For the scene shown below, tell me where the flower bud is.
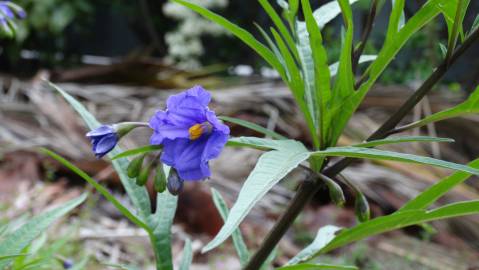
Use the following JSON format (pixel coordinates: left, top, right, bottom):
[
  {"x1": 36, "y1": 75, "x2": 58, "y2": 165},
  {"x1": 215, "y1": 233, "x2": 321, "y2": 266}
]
[
  {"x1": 354, "y1": 191, "x2": 370, "y2": 222},
  {"x1": 136, "y1": 162, "x2": 151, "y2": 186},
  {"x1": 167, "y1": 169, "x2": 184, "y2": 196},
  {"x1": 127, "y1": 155, "x2": 145, "y2": 178},
  {"x1": 154, "y1": 165, "x2": 167, "y2": 193},
  {"x1": 86, "y1": 122, "x2": 148, "y2": 158},
  {"x1": 320, "y1": 174, "x2": 345, "y2": 207}
]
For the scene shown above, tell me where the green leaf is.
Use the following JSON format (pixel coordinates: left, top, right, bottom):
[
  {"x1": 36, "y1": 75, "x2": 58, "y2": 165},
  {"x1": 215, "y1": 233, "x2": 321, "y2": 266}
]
[
  {"x1": 328, "y1": 0, "x2": 355, "y2": 146},
  {"x1": 400, "y1": 158, "x2": 479, "y2": 211},
  {"x1": 439, "y1": 0, "x2": 470, "y2": 46},
  {"x1": 385, "y1": 0, "x2": 405, "y2": 46},
  {"x1": 203, "y1": 140, "x2": 310, "y2": 252},
  {"x1": 0, "y1": 254, "x2": 28, "y2": 262},
  {"x1": 312, "y1": 146, "x2": 479, "y2": 176},
  {"x1": 227, "y1": 137, "x2": 299, "y2": 151},
  {"x1": 397, "y1": 85, "x2": 479, "y2": 131},
  {"x1": 219, "y1": 116, "x2": 287, "y2": 140},
  {"x1": 319, "y1": 200, "x2": 479, "y2": 255},
  {"x1": 171, "y1": 0, "x2": 285, "y2": 80},
  {"x1": 468, "y1": 14, "x2": 479, "y2": 36},
  {"x1": 277, "y1": 263, "x2": 358, "y2": 270},
  {"x1": 445, "y1": 0, "x2": 470, "y2": 56},
  {"x1": 330, "y1": 0, "x2": 448, "y2": 148},
  {"x1": 68, "y1": 256, "x2": 90, "y2": 270},
  {"x1": 179, "y1": 238, "x2": 193, "y2": 270},
  {"x1": 255, "y1": 23, "x2": 287, "y2": 70},
  {"x1": 149, "y1": 186, "x2": 178, "y2": 270},
  {"x1": 301, "y1": 0, "x2": 332, "y2": 147},
  {"x1": 112, "y1": 145, "x2": 162, "y2": 160},
  {"x1": 48, "y1": 81, "x2": 152, "y2": 221},
  {"x1": 211, "y1": 188, "x2": 250, "y2": 266},
  {"x1": 0, "y1": 194, "x2": 86, "y2": 269},
  {"x1": 258, "y1": 0, "x2": 299, "y2": 60},
  {"x1": 103, "y1": 263, "x2": 140, "y2": 270},
  {"x1": 287, "y1": 225, "x2": 342, "y2": 265},
  {"x1": 40, "y1": 148, "x2": 149, "y2": 230},
  {"x1": 296, "y1": 0, "x2": 360, "y2": 31},
  {"x1": 352, "y1": 136, "x2": 454, "y2": 148}
]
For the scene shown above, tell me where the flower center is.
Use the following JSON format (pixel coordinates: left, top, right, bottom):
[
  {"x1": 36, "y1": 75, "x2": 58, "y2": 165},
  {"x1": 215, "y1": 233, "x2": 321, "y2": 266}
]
[{"x1": 188, "y1": 122, "x2": 212, "y2": 140}]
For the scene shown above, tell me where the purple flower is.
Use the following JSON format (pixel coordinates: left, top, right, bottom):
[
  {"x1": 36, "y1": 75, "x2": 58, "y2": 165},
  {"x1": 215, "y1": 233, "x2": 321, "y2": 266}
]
[
  {"x1": 0, "y1": 1, "x2": 25, "y2": 25},
  {"x1": 149, "y1": 86, "x2": 230, "y2": 181},
  {"x1": 86, "y1": 125, "x2": 119, "y2": 158}
]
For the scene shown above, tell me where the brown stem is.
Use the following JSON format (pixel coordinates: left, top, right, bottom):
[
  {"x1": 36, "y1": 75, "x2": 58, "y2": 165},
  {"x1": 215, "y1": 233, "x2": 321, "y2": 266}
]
[{"x1": 352, "y1": 0, "x2": 378, "y2": 74}]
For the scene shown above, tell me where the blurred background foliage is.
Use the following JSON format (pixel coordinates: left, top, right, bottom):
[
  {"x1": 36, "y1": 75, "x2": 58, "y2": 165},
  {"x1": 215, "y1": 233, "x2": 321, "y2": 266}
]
[{"x1": 0, "y1": 0, "x2": 478, "y2": 86}]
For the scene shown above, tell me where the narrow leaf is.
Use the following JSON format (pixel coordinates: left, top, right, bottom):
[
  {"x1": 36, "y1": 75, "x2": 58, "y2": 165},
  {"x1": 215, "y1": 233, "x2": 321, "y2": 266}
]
[
  {"x1": 112, "y1": 145, "x2": 162, "y2": 160},
  {"x1": 219, "y1": 116, "x2": 287, "y2": 140},
  {"x1": 397, "y1": 85, "x2": 479, "y2": 131},
  {"x1": 319, "y1": 201, "x2": 479, "y2": 255},
  {"x1": 171, "y1": 0, "x2": 285, "y2": 79},
  {"x1": 40, "y1": 148, "x2": 149, "y2": 230},
  {"x1": 179, "y1": 238, "x2": 193, "y2": 270},
  {"x1": 312, "y1": 146, "x2": 479, "y2": 176},
  {"x1": 278, "y1": 263, "x2": 358, "y2": 270},
  {"x1": 0, "y1": 194, "x2": 86, "y2": 269},
  {"x1": 400, "y1": 158, "x2": 479, "y2": 211},
  {"x1": 203, "y1": 141, "x2": 310, "y2": 252},
  {"x1": 352, "y1": 136, "x2": 454, "y2": 148},
  {"x1": 287, "y1": 225, "x2": 342, "y2": 265},
  {"x1": 211, "y1": 188, "x2": 250, "y2": 266}
]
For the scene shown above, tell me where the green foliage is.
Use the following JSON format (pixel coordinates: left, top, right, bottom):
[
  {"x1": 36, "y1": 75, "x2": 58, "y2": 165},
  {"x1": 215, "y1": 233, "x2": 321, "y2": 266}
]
[
  {"x1": 179, "y1": 239, "x2": 193, "y2": 270},
  {"x1": 287, "y1": 225, "x2": 342, "y2": 265},
  {"x1": 203, "y1": 140, "x2": 310, "y2": 252},
  {"x1": 397, "y1": 85, "x2": 479, "y2": 131},
  {"x1": 0, "y1": 194, "x2": 86, "y2": 269},
  {"x1": 211, "y1": 188, "x2": 250, "y2": 266},
  {"x1": 312, "y1": 146, "x2": 479, "y2": 175},
  {"x1": 352, "y1": 136, "x2": 454, "y2": 148},
  {"x1": 112, "y1": 145, "x2": 163, "y2": 160},
  {"x1": 277, "y1": 263, "x2": 358, "y2": 270},
  {"x1": 219, "y1": 116, "x2": 287, "y2": 140}
]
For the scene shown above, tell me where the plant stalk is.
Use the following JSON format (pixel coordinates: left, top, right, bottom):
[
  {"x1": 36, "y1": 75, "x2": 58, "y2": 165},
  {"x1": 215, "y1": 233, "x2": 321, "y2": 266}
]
[
  {"x1": 243, "y1": 27, "x2": 479, "y2": 270},
  {"x1": 352, "y1": 0, "x2": 378, "y2": 74}
]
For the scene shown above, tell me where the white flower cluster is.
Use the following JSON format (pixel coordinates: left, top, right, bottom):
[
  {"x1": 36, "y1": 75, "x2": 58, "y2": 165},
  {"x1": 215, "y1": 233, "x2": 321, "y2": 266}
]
[{"x1": 163, "y1": 0, "x2": 229, "y2": 69}]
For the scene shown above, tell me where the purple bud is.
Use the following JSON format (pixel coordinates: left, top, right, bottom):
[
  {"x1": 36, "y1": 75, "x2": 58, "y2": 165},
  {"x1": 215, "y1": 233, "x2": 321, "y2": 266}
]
[
  {"x1": 167, "y1": 169, "x2": 184, "y2": 195},
  {"x1": 86, "y1": 125, "x2": 119, "y2": 158}
]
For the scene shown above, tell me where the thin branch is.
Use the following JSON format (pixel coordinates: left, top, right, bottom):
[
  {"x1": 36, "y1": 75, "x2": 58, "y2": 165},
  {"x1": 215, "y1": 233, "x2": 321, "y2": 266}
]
[
  {"x1": 243, "y1": 26, "x2": 479, "y2": 270},
  {"x1": 352, "y1": 0, "x2": 379, "y2": 74}
]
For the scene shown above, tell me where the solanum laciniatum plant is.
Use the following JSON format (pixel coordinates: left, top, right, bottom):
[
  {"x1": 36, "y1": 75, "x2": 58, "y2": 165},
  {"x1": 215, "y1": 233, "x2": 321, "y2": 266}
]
[{"x1": 40, "y1": 0, "x2": 479, "y2": 269}]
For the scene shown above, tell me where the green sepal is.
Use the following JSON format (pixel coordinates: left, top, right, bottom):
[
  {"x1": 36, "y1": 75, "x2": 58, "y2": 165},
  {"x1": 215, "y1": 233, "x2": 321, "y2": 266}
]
[
  {"x1": 154, "y1": 165, "x2": 167, "y2": 193},
  {"x1": 127, "y1": 155, "x2": 145, "y2": 179}
]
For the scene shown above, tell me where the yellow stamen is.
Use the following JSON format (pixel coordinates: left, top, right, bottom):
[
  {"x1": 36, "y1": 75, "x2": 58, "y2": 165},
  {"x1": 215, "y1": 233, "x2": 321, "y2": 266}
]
[{"x1": 189, "y1": 124, "x2": 203, "y2": 140}]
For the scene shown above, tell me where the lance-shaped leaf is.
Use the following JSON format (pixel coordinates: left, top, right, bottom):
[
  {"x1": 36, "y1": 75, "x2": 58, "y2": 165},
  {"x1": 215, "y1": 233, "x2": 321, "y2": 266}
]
[
  {"x1": 400, "y1": 158, "x2": 479, "y2": 211},
  {"x1": 112, "y1": 145, "x2": 162, "y2": 160},
  {"x1": 330, "y1": 0, "x2": 449, "y2": 146},
  {"x1": 219, "y1": 116, "x2": 287, "y2": 140},
  {"x1": 179, "y1": 238, "x2": 193, "y2": 270},
  {"x1": 171, "y1": 0, "x2": 286, "y2": 80},
  {"x1": 203, "y1": 140, "x2": 310, "y2": 252},
  {"x1": 287, "y1": 225, "x2": 342, "y2": 265},
  {"x1": 396, "y1": 85, "x2": 479, "y2": 131},
  {"x1": 278, "y1": 263, "x2": 358, "y2": 270},
  {"x1": 319, "y1": 201, "x2": 479, "y2": 255},
  {"x1": 211, "y1": 188, "x2": 250, "y2": 266},
  {"x1": 312, "y1": 146, "x2": 479, "y2": 176},
  {"x1": 0, "y1": 194, "x2": 86, "y2": 269},
  {"x1": 352, "y1": 136, "x2": 454, "y2": 148}
]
